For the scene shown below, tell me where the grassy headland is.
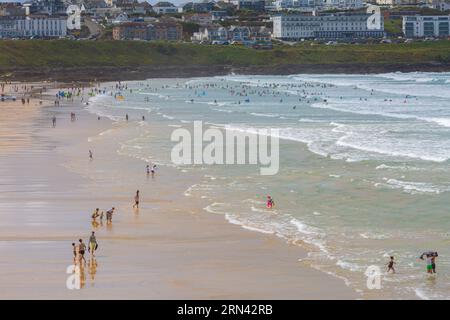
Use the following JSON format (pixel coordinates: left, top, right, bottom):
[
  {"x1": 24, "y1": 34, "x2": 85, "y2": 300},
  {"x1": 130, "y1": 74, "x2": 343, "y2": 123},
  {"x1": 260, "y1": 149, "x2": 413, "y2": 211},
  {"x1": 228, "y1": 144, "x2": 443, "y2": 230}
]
[{"x1": 1, "y1": 40, "x2": 450, "y2": 81}]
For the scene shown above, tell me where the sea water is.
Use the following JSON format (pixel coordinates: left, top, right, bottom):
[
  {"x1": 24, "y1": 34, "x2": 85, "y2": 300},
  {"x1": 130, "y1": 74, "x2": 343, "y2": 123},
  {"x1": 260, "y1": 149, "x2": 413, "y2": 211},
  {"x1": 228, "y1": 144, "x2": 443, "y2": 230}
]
[{"x1": 87, "y1": 72, "x2": 450, "y2": 299}]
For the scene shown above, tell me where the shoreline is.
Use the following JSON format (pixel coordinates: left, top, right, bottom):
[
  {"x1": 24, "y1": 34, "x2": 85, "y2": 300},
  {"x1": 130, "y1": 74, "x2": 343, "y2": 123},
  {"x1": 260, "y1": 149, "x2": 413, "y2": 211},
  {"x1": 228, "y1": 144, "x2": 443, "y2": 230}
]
[
  {"x1": 3, "y1": 62, "x2": 450, "y2": 82},
  {"x1": 0, "y1": 82, "x2": 358, "y2": 299}
]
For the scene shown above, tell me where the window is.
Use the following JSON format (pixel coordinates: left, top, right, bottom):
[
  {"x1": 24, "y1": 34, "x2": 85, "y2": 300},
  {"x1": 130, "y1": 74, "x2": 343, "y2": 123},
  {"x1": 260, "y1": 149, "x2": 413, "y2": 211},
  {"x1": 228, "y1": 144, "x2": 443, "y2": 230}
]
[
  {"x1": 405, "y1": 22, "x2": 414, "y2": 37},
  {"x1": 438, "y1": 22, "x2": 449, "y2": 37},
  {"x1": 423, "y1": 22, "x2": 435, "y2": 37}
]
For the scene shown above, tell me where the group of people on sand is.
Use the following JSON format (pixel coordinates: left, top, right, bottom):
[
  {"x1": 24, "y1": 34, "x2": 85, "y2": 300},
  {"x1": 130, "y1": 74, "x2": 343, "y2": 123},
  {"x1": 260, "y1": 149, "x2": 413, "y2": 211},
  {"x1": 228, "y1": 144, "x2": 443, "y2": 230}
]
[
  {"x1": 72, "y1": 232, "x2": 98, "y2": 264},
  {"x1": 91, "y1": 207, "x2": 116, "y2": 225}
]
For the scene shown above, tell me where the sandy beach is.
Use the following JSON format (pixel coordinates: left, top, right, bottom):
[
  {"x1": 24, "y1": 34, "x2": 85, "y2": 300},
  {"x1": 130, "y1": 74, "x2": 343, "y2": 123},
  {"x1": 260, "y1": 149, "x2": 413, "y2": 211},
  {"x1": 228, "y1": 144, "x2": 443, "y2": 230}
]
[{"x1": 0, "y1": 82, "x2": 357, "y2": 299}]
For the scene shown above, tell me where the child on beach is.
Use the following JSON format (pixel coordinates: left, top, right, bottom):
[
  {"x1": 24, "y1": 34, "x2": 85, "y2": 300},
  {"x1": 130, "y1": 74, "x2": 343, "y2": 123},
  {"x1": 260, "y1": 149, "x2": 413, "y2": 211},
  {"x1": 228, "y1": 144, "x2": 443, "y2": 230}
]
[
  {"x1": 386, "y1": 256, "x2": 396, "y2": 274},
  {"x1": 72, "y1": 243, "x2": 77, "y2": 262}
]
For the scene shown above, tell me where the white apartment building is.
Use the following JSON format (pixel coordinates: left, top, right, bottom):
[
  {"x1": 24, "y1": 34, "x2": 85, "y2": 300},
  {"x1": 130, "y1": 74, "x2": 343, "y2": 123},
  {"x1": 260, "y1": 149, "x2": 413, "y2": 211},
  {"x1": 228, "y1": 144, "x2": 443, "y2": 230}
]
[
  {"x1": 403, "y1": 15, "x2": 450, "y2": 38},
  {"x1": 324, "y1": 0, "x2": 364, "y2": 9},
  {"x1": 0, "y1": 16, "x2": 67, "y2": 38},
  {"x1": 152, "y1": 2, "x2": 178, "y2": 15},
  {"x1": 428, "y1": 0, "x2": 450, "y2": 11},
  {"x1": 274, "y1": 0, "x2": 319, "y2": 10},
  {"x1": 272, "y1": 13, "x2": 385, "y2": 40},
  {"x1": 374, "y1": 0, "x2": 420, "y2": 5}
]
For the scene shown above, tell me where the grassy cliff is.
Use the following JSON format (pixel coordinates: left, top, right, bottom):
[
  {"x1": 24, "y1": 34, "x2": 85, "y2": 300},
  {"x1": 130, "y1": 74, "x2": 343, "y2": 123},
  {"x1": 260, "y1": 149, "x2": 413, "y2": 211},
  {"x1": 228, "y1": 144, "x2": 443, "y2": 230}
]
[{"x1": 1, "y1": 40, "x2": 449, "y2": 80}]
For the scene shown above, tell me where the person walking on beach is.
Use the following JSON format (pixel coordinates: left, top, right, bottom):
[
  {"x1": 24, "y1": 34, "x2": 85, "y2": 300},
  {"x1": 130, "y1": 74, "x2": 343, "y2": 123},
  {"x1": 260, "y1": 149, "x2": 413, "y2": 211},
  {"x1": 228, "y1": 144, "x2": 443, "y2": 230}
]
[
  {"x1": 52, "y1": 116, "x2": 56, "y2": 128},
  {"x1": 386, "y1": 256, "x2": 396, "y2": 274},
  {"x1": 92, "y1": 208, "x2": 100, "y2": 220},
  {"x1": 126, "y1": 114, "x2": 129, "y2": 121},
  {"x1": 89, "y1": 150, "x2": 93, "y2": 160},
  {"x1": 146, "y1": 165, "x2": 150, "y2": 175},
  {"x1": 133, "y1": 190, "x2": 140, "y2": 209},
  {"x1": 88, "y1": 232, "x2": 98, "y2": 257},
  {"x1": 106, "y1": 207, "x2": 115, "y2": 223},
  {"x1": 72, "y1": 242, "x2": 78, "y2": 263},
  {"x1": 78, "y1": 239, "x2": 87, "y2": 263}
]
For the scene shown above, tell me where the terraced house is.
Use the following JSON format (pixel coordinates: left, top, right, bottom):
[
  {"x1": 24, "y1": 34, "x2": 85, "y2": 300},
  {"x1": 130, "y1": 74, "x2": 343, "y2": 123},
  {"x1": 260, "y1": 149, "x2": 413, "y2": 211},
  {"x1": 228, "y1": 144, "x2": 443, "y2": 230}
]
[{"x1": 112, "y1": 20, "x2": 182, "y2": 40}]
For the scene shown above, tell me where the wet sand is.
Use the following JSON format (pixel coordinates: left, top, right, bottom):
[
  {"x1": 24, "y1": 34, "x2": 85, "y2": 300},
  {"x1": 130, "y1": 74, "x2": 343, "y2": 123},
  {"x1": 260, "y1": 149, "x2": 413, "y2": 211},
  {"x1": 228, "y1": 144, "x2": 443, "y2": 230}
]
[{"x1": 0, "y1": 85, "x2": 357, "y2": 299}]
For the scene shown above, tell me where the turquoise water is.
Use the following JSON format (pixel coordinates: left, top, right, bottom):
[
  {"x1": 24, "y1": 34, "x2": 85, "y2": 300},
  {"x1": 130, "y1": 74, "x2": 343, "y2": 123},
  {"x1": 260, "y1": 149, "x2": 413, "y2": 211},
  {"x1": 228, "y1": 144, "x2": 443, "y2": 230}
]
[{"x1": 87, "y1": 73, "x2": 450, "y2": 299}]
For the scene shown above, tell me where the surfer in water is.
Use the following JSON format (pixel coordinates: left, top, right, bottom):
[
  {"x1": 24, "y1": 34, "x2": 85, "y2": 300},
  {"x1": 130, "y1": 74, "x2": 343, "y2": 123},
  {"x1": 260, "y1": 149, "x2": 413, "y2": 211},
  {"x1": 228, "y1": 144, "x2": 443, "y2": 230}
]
[{"x1": 266, "y1": 196, "x2": 274, "y2": 209}]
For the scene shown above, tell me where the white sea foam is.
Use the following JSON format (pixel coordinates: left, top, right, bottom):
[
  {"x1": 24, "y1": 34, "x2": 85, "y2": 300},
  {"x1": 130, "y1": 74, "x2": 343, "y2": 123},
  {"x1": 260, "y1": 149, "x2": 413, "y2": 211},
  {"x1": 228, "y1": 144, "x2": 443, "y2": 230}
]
[{"x1": 375, "y1": 178, "x2": 450, "y2": 194}]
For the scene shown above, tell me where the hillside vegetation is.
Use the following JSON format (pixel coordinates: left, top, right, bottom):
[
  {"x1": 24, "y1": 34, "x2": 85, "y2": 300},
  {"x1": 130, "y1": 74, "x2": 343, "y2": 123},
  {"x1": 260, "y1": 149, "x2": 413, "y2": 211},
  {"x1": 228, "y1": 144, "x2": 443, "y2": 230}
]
[{"x1": 1, "y1": 40, "x2": 450, "y2": 69}]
